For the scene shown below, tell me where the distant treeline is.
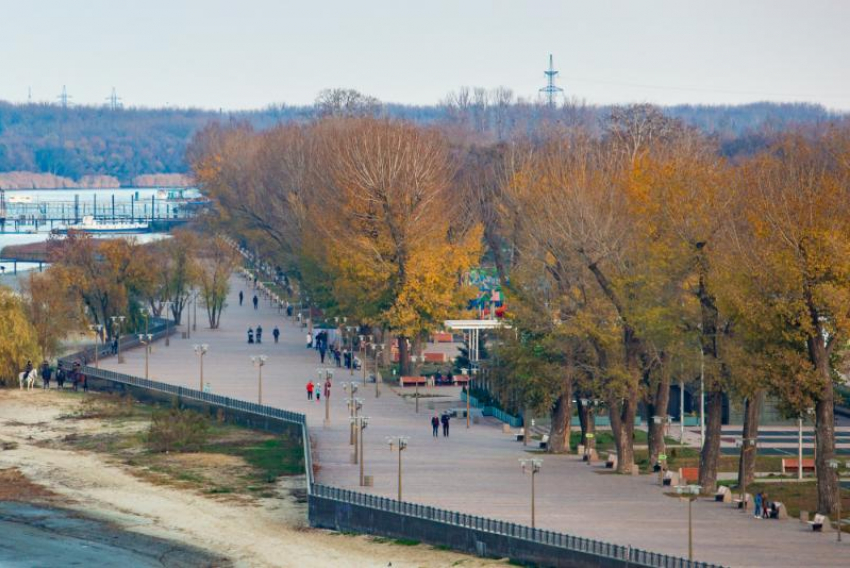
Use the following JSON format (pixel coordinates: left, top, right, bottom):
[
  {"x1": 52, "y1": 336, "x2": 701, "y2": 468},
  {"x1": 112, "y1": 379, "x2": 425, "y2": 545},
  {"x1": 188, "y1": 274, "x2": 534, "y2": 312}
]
[{"x1": 0, "y1": 92, "x2": 843, "y2": 184}]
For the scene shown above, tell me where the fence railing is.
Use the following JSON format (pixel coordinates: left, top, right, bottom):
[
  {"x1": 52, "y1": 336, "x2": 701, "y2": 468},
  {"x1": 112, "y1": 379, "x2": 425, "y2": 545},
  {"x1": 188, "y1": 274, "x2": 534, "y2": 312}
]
[{"x1": 461, "y1": 392, "x2": 523, "y2": 428}]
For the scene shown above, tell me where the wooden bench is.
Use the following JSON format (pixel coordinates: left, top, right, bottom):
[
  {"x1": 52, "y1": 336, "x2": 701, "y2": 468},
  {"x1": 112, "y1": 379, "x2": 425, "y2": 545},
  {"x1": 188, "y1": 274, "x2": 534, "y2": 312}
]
[
  {"x1": 679, "y1": 467, "x2": 699, "y2": 484},
  {"x1": 808, "y1": 513, "x2": 830, "y2": 532},
  {"x1": 781, "y1": 458, "x2": 815, "y2": 474},
  {"x1": 453, "y1": 375, "x2": 471, "y2": 385},
  {"x1": 539, "y1": 434, "x2": 549, "y2": 450},
  {"x1": 714, "y1": 485, "x2": 732, "y2": 503},
  {"x1": 422, "y1": 352, "x2": 447, "y2": 363},
  {"x1": 432, "y1": 332, "x2": 454, "y2": 343},
  {"x1": 400, "y1": 376, "x2": 427, "y2": 387}
]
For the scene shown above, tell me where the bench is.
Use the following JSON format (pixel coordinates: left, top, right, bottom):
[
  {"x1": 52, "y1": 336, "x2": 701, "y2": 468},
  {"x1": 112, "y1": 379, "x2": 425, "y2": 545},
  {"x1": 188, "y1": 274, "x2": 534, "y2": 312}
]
[
  {"x1": 400, "y1": 376, "x2": 427, "y2": 387},
  {"x1": 770, "y1": 501, "x2": 788, "y2": 520},
  {"x1": 663, "y1": 471, "x2": 680, "y2": 487},
  {"x1": 515, "y1": 428, "x2": 525, "y2": 442},
  {"x1": 606, "y1": 454, "x2": 618, "y2": 469},
  {"x1": 432, "y1": 332, "x2": 454, "y2": 343},
  {"x1": 715, "y1": 485, "x2": 732, "y2": 503},
  {"x1": 422, "y1": 352, "x2": 447, "y2": 363},
  {"x1": 539, "y1": 434, "x2": 549, "y2": 450},
  {"x1": 733, "y1": 493, "x2": 751, "y2": 509},
  {"x1": 453, "y1": 375, "x2": 471, "y2": 385},
  {"x1": 679, "y1": 467, "x2": 699, "y2": 484},
  {"x1": 808, "y1": 514, "x2": 830, "y2": 532},
  {"x1": 781, "y1": 458, "x2": 815, "y2": 474}
]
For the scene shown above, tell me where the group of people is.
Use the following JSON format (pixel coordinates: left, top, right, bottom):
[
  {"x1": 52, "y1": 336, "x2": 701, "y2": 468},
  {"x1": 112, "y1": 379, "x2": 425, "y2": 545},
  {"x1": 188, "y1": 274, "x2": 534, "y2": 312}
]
[
  {"x1": 238, "y1": 290, "x2": 260, "y2": 310},
  {"x1": 305, "y1": 378, "x2": 331, "y2": 402},
  {"x1": 753, "y1": 491, "x2": 781, "y2": 519},
  {"x1": 247, "y1": 325, "x2": 280, "y2": 344},
  {"x1": 306, "y1": 331, "x2": 360, "y2": 369},
  {"x1": 431, "y1": 413, "x2": 451, "y2": 437},
  {"x1": 22, "y1": 359, "x2": 87, "y2": 391}
]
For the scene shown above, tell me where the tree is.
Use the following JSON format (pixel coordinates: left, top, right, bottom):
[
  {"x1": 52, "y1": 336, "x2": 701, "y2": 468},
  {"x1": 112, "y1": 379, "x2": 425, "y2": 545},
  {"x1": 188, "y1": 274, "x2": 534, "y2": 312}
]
[
  {"x1": 21, "y1": 270, "x2": 82, "y2": 361},
  {"x1": 0, "y1": 287, "x2": 39, "y2": 385},
  {"x1": 148, "y1": 230, "x2": 201, "y2": 325},
  {"x1": 197, "y1": 237, "x2": 239, "y2": 329}
]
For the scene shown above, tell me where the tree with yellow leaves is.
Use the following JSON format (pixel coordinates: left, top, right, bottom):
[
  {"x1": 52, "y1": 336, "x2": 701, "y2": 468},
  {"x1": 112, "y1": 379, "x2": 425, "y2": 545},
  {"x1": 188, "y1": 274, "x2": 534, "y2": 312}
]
[{"x1": 0, "y1": 287, "x2": 39, "y2": 386}]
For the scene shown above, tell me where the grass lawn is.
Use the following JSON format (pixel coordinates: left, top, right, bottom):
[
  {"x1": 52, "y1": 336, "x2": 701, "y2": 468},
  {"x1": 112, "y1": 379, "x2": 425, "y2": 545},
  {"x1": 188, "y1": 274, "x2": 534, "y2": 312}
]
[{"x1": 57, "y1": 391, "x2": 304, "y2": 498}]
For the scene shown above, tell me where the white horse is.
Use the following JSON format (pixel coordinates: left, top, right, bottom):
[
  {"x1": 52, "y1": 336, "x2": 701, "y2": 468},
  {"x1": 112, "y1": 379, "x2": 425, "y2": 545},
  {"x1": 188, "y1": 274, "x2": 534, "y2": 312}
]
[{"x1": 18, "y1": 369, "x2": 37, "y2": 391}]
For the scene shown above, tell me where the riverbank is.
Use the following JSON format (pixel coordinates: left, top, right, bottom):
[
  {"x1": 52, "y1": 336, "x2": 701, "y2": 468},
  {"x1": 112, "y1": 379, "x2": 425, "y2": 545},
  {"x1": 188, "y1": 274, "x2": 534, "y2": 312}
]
[{"x1": 0, "y1": 389, "x2": 503, "y2": 567}]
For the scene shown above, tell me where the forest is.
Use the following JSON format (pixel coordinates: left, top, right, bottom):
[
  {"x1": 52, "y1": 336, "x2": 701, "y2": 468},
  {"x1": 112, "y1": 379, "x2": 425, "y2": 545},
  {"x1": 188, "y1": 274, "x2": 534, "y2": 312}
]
[{"x1": 0, "y1": 90, "x2": 841, "y2": 185}]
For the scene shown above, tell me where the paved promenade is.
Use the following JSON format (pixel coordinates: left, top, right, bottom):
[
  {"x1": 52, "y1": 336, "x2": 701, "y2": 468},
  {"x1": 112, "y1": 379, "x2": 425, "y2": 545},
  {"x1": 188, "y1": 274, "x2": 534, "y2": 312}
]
[{"x1": 102, "y1": 276, "x2": 849, "y2": 567}]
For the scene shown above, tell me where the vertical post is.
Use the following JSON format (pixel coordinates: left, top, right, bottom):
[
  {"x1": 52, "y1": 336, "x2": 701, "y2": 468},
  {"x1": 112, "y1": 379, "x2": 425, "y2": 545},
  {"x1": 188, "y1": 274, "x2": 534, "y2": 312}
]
[
  {"x1": 398, "y1": 443, "x2": 403, "y2": 501},
  {"x1": 797, "y1": 417, "x2": 803, "y2": 481},
  {"x1": 699, "y1": 347, "x2": 705, "y2": 449},
  {"x1": 359, "y1": 419, "x2": 365, "y2": 486},
  {"x1": 200, "y1": 354, "x2": 204, "y2": 389},
  {"x1": 258, "y1": 365, "x2": 263, "y2": 404},
  {"x1": 679, "y1": 379, "x2": 685, "y2": 444},
  {"x1": 325, "y1": 377, "x2": 330, "y2": 424},
  {"x1": 144, "y1": 341, "x2": 149, "y2": 379},
  {"x1": 531, "y1": 468, "x2": 536, "y2": 529},
  {"x1": 688, "y1": 496, "x2": 693, "y2": 561}
]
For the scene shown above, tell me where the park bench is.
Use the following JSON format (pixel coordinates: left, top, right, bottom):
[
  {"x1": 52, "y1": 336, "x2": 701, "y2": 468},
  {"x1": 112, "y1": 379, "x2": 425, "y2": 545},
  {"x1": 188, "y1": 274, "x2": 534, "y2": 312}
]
[
  {"x1": 400, "y1": 376, "x2": 427, "y2": 387},
  {"x1": 453, "y1": 375, "x2": 471, "y2": 385},
  {"x1": 808, "y1": 513, "x2": 829, "y2": 532},
  {"x1": 714, "y1": 485, "x2": 732, "y2": 503},
  {"x1": 606, "y1": 453, "x2": 617, "y2": 469},
  {"x1": 663, "y1": 470, "x2": 679, "y2": 486},
  {"x1": 432, "y1": 332, "x2": 454, "y2": 343},
  {"x1": 679, "y1": 467, "x2": 699, "y2": 484},
  {"x1": 515, "y1": 428, "x2": 525, "y2": 442},
  {"x1": 769, "y1": 501, "x2": 788, "y2": 520},
  {"x1": 539, "y1": 434, "x2": 549, "y2": 450},
  {"x1": 781, "y1": 458, "x2": 815, "y2": 474},
  {"x1": 733, "y1": 493, "x2": 751, "y2": 509},
  {"x1": 422, "y1": 352, "x2": 447, "y2": 363}
]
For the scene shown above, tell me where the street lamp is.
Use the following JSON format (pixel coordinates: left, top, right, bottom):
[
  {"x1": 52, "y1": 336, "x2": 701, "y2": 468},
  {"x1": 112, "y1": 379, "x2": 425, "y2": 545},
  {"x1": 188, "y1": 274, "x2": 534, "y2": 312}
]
[
  {"x1": 193, "y1": 344, "x2": 208, "y2": 391},
  {"x1": 676, "y1": 484, "x2": 702, "y2": 561},
  {"x1": 89, "y1": 324, "x2": 103, "y2": 369},
  {"x1": 371, "y1": 343, "x2": 384, "y2": 398},
  {"x1": 359, "y1": 334, "x2": 368, "y2": 386},
  {"x1": 342, "y1": 382, "x2": 359, "y2": 444},
  {"x1": 386, "y1": 436, "x2": 409, "y2": 501},
  {"x1": 251, "y1": 355, "x2": 267, "y2": 404},
  {"x1": 110, "y1": 315, "x2": 126, "y2": 363},
  {"x1": 520, "y1": 458, "x2": 543, "y2": 528},
  {"x1": 318, "y1": 367, "x2": 334, "y2": 424},
  {"x1": 351, "y1": 415, "x2": 369, "y2": 486},
  {"x1": 411, "y1": 355, "x2": 420, "y2": 413},
  {"x1": 828, "y1": 459, "x2": 842, "y2": 542},
  {"x1": 138, "y1": 333, "x2": 153, "y2": 378}
]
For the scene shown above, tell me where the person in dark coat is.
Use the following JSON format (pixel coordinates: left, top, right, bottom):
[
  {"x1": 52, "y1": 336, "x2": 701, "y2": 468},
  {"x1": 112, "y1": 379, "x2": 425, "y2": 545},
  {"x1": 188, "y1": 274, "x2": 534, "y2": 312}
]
[
  {"x1": 40, "y1": 361, "x2": 51, "y2": 389},
  {"x1": 239, "y1": 290, "x2": 244, "y2": 306},
  {"x1": 441, "y1": 413, "x2": 450, "y2": 437},
  {"x1": 56, "y1": 362, "x2": 66, "y2": 389},
  {"x1": 247, "y1": 327, "x2": 255, "y2": 344},
  {"x1": 431, "y1": 415, "x2": 440, "y2": 438},
  {"x1": 252, "y1": 295, "x2": 259, "y2": 310},
  {"x1": 256, "y1": 325, "x2": 263, "y2": 344},
  {"x1": 273, "y1": 326, "x2": 280, "y2": 344}
]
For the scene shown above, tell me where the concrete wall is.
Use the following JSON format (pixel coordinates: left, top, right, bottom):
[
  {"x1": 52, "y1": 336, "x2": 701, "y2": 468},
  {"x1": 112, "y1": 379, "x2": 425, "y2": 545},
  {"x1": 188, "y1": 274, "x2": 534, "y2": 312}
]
[{"x1": 309, "y1": 496, "x2": 636, "y2": 568}]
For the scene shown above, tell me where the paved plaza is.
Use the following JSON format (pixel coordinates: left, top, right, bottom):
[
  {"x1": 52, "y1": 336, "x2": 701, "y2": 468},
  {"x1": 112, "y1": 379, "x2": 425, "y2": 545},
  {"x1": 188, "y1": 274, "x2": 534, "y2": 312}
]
[{"x1": 101, "y1": 276, "x2": 850, "y2": 567}]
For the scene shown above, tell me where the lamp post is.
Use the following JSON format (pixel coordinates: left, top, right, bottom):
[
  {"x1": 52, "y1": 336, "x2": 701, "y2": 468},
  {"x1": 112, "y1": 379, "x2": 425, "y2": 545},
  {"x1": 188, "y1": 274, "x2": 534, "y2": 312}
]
[
  {"x1": 342, "y1": 382, "x2": 358, "y2": 444},
  {"x1": 828, "y1": 459, "x2": 842, "y2": 542},
  {"x1": 386, "y1": 436, "x2": 409, "y2": 501},
  {"x1": 251, "y1": 355, "x2": 267, "y2": 404},
  {"x1": 193, "y1": 344, "x2": 208, "y2": 391},
  {"x1": 676, "y1": 484, "x2": 702, "y2": 561},
  {"x1": 192, "y1": 290, "x2": 198, "y2": 332},
  {"x1": 520, "y1": 458, "x2": 543, "y2": 528},
  {"x1": 462, "y1": 368, "x2": 471, "y2": 428},
  {"x1": 351, "y1": 415, "x2": 369, "y2": 486},
  {"x1": 138, "y1": 333, "x2": 153, "y2": 378},
  {"x1": 359, "y1": 334, "x2": 368, "y2": 387},
  {"x1": 163, "y1": 300, "x2": 173, "y2": 346},
  {"x1": 89, "y1": 324, "x2": 103, "y2": 369},
  {"x1": 110, "y1": 315, "x2": 126, "y2": 363},
  {"x1": 372, "y1": 344, "x2": 384, "y2": 398}
]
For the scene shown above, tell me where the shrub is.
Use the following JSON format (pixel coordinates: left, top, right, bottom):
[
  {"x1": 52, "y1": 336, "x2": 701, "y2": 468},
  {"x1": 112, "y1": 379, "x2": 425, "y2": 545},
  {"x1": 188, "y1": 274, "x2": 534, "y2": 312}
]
[{"x1": 146, "y1": 408, "x2": 209, "y2": 453}]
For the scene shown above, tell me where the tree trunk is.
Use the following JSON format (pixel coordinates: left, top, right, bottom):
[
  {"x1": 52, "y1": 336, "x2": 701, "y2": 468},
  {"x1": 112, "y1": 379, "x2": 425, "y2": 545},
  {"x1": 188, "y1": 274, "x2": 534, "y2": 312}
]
[
  {"x1": 698, "y1": 388, "x2": 723, "y2": 493},
  {"x1": 548, "y1": 377, "x2": 573, "y2": 454},
  {"x1": 814, "y1": 383, "x2": 838, "y2": 516},
  {"x1": 737, "y1": 391, "x2": 764, "y2": 489},
  {"x1": 609, "y1": 395, "x2": 637, "y2": 474},
  {"x1": 397, "y1": 336, "x2": 409, "y2": 376},
  {"x1": 647, "y1": 362, "x2": 672, "y2": 466}
]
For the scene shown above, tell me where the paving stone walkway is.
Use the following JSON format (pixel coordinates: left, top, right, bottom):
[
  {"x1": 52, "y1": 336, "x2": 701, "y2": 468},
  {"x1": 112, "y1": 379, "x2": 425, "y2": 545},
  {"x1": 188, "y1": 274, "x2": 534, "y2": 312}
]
[{"x1": 102, "y1": 275, "x2": 849, "y2": 567}]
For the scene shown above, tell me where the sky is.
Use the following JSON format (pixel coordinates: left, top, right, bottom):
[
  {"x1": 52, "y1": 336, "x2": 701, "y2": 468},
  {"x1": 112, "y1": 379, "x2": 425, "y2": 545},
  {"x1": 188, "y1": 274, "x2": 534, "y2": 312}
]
[{"x1": 2, "y1": 0, "x2": 850, "y2": 111}]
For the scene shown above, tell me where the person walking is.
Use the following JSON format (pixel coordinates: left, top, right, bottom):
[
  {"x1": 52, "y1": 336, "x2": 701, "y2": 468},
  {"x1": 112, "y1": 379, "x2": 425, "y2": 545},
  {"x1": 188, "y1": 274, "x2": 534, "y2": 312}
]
[
  {"x1": 316, "y1": 387, "x2": 321, "y2": 402},
  {"x1": 56, "y1": 362, "x2": 66, "y2": 389},
  {"x1": 306, "y1": 332, "x2": 313, "y2": 349},
  {"x1": 253, "y1": 294, "x2": 259, "y2": 310},
  {"x1": 319, "y1": 344, "x2": 327, "y2": 364},
  {"x1": 431, "y1": 415, "x2": 440, "y2": 438},
  {"x1": 273, "y1": 326, "x2": 280, "y2": 344},
  {"x1": 239, "y1": 290, "x2": 244, "y2": 306},
  {"x1": 247, "y1": 327, "x2": 255, "y2": 344},
  {"x1": 256, "y1": 325, "x2": 263, "y2": 344},
  {"x1": 306, "y1": 380, "x2": 315, "y2": 400},
  {"x1": 754, "y1": 492, "x2": 763, "y2": 519},
  {"x1": 441, "y1": 413, "x2": 450, "y2": 437},
  {"x1": 40, "y1": 361, "x2": 51, "y2": 389}
]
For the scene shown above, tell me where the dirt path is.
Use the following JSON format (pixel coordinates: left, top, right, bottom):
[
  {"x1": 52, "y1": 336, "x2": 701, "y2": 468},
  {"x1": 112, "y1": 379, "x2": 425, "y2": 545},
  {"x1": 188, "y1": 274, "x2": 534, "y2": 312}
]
[{"x1": 0, "y1": 389, "x2": 503, "y2": 568}]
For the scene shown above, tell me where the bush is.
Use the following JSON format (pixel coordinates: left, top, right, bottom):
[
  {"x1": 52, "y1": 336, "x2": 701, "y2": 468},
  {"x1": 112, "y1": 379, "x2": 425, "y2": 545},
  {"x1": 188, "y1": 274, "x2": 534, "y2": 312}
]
[
  {"x1": 74, "y1": 393, "x2": 136, "y2": 419},
  {"x1": 146, "y1": 408, "x2": 209, "y2": 453}
]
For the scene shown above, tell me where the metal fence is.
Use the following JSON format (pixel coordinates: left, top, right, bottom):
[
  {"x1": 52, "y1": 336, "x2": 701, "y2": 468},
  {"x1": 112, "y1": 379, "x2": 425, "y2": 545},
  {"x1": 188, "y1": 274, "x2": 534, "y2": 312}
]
[
  {"x1": 462, "y1": 392, "x2": 523, "y2": 428},
  {"x1": 311, "y1": 484, "x2": 719, "y2": 568}
]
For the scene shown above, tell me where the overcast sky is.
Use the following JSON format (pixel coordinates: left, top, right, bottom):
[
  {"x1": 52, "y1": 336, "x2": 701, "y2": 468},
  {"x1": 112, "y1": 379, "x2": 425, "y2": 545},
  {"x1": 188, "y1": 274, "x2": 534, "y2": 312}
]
[{"x1": 2, "y1": 0, "x2": 849, "y2": 111}]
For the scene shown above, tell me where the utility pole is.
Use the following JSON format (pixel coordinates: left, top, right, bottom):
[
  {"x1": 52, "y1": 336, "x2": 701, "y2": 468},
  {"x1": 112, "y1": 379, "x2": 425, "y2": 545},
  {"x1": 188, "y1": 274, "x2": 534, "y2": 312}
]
[
  {"x1": 105, "y1": 87, "x2": 122, "y2": 111},
  {"x1": 57, "y1": 85, "x2": 71, "y2": 109}
]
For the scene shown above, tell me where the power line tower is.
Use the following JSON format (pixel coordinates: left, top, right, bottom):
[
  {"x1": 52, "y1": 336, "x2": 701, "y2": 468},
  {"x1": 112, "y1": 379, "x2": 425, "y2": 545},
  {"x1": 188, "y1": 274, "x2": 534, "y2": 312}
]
[
  {"x1": 57, "y1": 85, "x2": 72, "y2": 109},
  {"x1": 539, "y1": 54, "x2": 564, "y2": 107},
  {"x1": 106, "y1": 87, "x2": 123, "y2": 110}
]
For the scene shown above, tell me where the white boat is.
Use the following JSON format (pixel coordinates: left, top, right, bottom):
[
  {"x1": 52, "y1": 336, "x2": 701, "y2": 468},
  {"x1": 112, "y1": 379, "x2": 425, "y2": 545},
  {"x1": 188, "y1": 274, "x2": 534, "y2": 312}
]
[{"x1": 54, "y1": 216, "x2": 150, "y2": 234}]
